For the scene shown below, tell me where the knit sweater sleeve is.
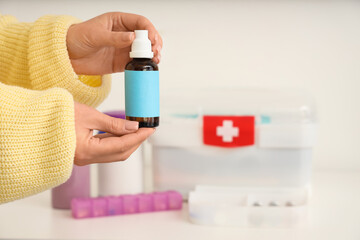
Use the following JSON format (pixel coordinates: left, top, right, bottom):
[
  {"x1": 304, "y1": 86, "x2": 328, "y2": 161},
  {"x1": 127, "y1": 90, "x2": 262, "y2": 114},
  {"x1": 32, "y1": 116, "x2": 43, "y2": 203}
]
[
  {"x1": 0, "y1": 14, "x2": 111, "y2": 107},
  {"x1": 0, "y1": 83, "x2": 75, "y2": 204},
  {"x1": 0, "y1": 14, "x2": 111, "y2": 203}
]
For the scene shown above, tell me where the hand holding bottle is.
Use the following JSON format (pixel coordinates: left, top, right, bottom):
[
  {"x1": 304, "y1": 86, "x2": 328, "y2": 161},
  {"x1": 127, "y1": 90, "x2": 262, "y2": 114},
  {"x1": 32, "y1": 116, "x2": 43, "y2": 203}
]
[
  {"x1": 74, "y1": 102, "x2": 155, "y2": 166},
  {"x1": 66, "y1": 12, "x2": 163, "y2": 75}
]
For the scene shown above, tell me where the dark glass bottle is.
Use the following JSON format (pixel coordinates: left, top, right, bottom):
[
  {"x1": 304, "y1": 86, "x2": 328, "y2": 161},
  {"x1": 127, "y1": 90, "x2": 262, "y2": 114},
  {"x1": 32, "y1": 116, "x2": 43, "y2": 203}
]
[{"x1": 125, "y1": 58, "x2": 159, "y2": 128}]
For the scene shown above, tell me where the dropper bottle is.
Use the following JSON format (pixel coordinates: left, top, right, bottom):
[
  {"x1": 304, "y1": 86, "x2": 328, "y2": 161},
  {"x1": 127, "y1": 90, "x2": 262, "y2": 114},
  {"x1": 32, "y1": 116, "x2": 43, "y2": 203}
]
[{"x1": 125, "y1": 30, "x2": 159, "y2": 128}]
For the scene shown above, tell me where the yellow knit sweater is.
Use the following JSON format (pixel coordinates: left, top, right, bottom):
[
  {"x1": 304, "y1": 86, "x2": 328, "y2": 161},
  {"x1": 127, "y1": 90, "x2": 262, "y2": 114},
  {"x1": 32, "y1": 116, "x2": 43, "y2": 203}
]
[{"x1": 0, "y1": 14, "x2": 111, "y2": 204}]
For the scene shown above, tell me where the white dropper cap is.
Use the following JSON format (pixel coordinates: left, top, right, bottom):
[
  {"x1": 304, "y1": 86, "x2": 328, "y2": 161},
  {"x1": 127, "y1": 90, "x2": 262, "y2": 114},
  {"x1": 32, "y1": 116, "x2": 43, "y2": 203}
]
[{"x1": 129, "y1": 30, "x2": 154, "y2": 59}]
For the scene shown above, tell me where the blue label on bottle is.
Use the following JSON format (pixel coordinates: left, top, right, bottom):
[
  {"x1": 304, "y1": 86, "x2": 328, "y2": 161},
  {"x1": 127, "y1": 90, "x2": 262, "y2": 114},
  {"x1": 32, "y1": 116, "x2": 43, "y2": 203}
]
[{"x1": 125, "y1": 70, "x2": 159, "y2": 117}]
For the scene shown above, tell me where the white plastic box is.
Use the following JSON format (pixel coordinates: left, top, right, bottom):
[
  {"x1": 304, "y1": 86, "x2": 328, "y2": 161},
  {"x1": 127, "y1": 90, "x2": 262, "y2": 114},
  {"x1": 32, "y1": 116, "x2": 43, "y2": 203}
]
[
  {"x1": 188, "y1": 185, "x2": 309, "y2": 227},
  {"x1": 149, "y1": 88, "x2": 316, "y2": 197}
]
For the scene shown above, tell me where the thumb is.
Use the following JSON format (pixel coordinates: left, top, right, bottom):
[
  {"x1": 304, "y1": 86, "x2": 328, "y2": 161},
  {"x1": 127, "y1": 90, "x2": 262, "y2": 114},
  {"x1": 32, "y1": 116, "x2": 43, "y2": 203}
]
[
  {"x1": 90, "y1": 110, "x2": 139, "y2": 135},
  {"x1": 100, "y1": 31, "x2": 135, "y2": 48}
]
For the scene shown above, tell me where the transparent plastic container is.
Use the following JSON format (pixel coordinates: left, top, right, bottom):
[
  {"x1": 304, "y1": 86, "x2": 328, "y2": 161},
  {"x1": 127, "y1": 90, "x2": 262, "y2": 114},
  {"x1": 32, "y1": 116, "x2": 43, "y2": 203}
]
[{"x1": 149, "y1": 88, "x2": 317, "y2": 198}]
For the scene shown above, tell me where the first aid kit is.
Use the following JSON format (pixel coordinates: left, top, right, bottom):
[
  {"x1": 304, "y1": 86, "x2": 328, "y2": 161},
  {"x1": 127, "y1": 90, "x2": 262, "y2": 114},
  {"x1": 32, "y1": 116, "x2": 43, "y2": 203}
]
[{"x1": 148, "y1": 88, "x2": 317, "y2": 227}]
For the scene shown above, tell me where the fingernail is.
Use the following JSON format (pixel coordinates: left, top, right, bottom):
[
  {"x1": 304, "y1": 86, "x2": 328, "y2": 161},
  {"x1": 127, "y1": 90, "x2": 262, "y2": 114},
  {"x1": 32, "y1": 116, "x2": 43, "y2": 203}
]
[
  {"x1": 125, "y1": 32, "x2": 135, "y2": 41},
  {"x1": 125, "y1": 121, "x2": 139, "y2": 130},
  {"x1": 153, "y1": 57, "x2": 159, "y2": 64},
  {"x1": 154, "y1": 33, "x2": 158, "y2": 42}
]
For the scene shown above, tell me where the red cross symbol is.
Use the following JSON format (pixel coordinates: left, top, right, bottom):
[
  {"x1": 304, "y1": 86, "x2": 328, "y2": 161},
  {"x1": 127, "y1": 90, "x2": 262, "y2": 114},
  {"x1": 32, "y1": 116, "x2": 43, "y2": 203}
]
[{"x1": 203, "y1": 116, "x2": 255, "y2": 147}]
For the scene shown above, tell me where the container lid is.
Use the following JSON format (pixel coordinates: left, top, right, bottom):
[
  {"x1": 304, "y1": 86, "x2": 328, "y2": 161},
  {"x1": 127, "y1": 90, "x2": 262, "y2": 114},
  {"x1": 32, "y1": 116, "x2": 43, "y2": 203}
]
[
  {"x1": 159, "y1": 88, "x2": 316, "y2": 123},
  {"x1": 129, "y1": 30, "x2": 154, "y2": 59},
  {"x1": 150, "y1": 88, "x2": 317, "y2": 148}
]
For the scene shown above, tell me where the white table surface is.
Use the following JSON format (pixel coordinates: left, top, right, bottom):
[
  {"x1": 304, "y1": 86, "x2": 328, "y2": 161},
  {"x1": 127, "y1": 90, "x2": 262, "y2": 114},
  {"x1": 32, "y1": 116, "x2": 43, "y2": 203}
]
[{"x1": 0, "y1": 170, "x2": 359, "y2": 240}]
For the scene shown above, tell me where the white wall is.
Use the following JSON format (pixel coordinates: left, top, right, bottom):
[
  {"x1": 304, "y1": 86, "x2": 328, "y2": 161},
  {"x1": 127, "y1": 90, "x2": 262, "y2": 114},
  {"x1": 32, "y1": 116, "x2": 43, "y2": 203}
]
[{"x1": 1, "y1": 0, "x2": 359, "y2": 170}]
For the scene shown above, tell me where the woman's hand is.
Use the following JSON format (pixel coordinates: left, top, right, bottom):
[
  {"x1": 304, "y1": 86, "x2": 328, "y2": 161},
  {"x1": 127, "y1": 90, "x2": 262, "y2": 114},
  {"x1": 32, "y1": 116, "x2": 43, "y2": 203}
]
[
  {"x1": 66, "y1": 12, "x2": 163, "y2": 75},
  {"x1": 74, "y1": 102, "x2": 155, "y2": 166}
]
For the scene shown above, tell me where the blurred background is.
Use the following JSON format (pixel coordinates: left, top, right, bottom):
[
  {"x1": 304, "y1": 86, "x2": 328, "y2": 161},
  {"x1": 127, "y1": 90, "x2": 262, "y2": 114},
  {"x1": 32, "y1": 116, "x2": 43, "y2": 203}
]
[{"x1": 1, "y1": 0, "x2": 359, "y2": 171}]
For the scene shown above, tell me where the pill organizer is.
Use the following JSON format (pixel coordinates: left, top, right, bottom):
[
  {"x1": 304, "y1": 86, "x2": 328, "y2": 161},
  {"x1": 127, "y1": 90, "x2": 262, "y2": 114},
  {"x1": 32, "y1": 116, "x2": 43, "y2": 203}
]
[
  {"x1": 71, "y1": 191, "x2": 183, "y2": 219},
  {"x1": 148, "y1": 88, "x2": 316, "y2": 226},
  {"x1": 188, "y1": 185, "x2": 308, "y2": 227}
]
